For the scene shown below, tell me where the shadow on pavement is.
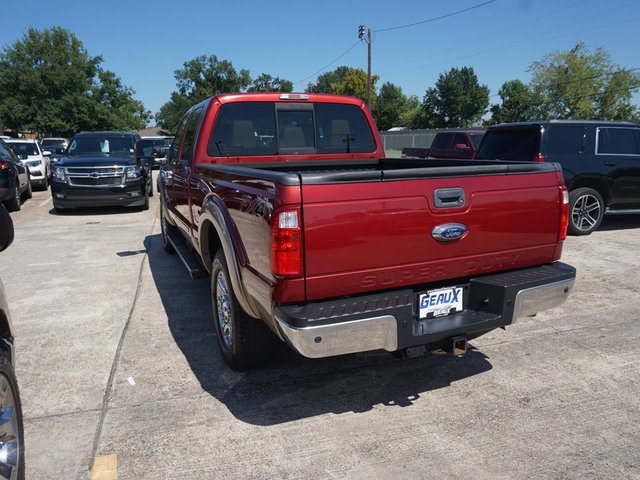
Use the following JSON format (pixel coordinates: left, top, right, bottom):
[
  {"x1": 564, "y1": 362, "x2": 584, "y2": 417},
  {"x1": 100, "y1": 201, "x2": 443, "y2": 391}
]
[
  {"x1": 145, "y1": 233, "x2": 493, "y2": 426},
  {"x1": 597, "y1": 214, "x2": 640, "y2": 232},
  {"x1": 48, "y1": 206, "x2": 144, "y2": 216}
]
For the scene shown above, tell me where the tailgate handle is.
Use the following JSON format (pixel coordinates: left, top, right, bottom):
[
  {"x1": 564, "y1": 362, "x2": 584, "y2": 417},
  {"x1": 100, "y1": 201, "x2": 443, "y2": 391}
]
[{"x1": 433, "y1": 188, "x2": 465, "y2": 208}]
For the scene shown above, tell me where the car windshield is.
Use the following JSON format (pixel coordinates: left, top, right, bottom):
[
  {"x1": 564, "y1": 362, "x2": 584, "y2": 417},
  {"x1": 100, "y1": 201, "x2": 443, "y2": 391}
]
[
  {"x1": 67, "y1": 135, "x2": 135, "y2": 156},
  {"x1": 6, "y1": 142, "x2": 38, "y2": 156}
]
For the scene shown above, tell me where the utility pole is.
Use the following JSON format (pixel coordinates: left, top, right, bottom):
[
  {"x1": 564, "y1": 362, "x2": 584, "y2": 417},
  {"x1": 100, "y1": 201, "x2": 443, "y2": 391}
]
[{"x1": 358, "y1": 25, "x2": 372, "y2": 111}]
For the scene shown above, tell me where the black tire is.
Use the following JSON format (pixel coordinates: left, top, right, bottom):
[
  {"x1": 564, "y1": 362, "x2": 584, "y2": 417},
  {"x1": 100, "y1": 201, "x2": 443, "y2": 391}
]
[
  {"x1": 160, "y1": 201, "x2": 176, "y2": 254},
  {"x1": 211, "y1": 249, "x2": 274, "y2": 371},
  {"x1": 6, "y1": 185, "x2": 21, "y2": 212},
  {"x1": 141, "y1": 190, "x2": 149, "y2": 211},
  {"x1": 0, "y1": 351, "x2": 25, "y2": 480},
  {"x1": 23, "y1": 179, "x2": 32, "y2": 200},
  {"x1": 568, "y1": 187, "x2": 604, "y2": 236},
  {"x1": 148, "y1": 171, "x2": 153, "y2": 197}
]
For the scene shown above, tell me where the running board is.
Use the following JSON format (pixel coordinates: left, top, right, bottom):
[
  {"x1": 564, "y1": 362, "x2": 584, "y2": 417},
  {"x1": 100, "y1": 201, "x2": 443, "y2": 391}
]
[
  {"x1": 606, "y1": 208, "x2": 640, "y2": 215},
  {"x1": 166, "y1": 230, "x2": 208, "y2": 279}
]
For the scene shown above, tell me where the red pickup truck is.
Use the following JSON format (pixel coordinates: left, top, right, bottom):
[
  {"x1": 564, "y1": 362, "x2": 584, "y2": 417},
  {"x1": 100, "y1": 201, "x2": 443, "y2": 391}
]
[
  {"x1": 401, "y1": 130, "x2": 485, "y2": 159},
  {"x1": 156, "y1": 93, "x2": 575, "y2": 370}
]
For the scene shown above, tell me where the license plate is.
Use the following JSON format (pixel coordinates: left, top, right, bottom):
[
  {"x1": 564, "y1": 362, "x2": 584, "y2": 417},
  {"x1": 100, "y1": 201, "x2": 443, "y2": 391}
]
[{"x1": 419, "y1": 287, "x2": 463, "y2": 319}]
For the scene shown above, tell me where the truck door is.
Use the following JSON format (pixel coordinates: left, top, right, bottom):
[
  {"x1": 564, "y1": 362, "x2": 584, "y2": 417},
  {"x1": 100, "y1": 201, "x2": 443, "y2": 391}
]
[
  {"x1": 596, "y1": 127, "x2": 640, "y2": 209},
  {"x1": 163, "y1": 113, "x2": 189, "y2": 230}
]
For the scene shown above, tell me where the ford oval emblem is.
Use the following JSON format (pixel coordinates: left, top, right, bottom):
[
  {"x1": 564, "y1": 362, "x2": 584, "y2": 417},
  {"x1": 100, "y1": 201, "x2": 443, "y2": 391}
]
[{"x1": 432, "y1": 223, "x2": 467, "y2": 242}]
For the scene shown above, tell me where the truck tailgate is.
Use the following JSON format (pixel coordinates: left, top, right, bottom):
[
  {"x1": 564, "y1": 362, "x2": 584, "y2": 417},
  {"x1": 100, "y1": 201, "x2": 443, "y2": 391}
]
[{"x1": 301, "y1": 169, "x2": 563, "y2": 300}]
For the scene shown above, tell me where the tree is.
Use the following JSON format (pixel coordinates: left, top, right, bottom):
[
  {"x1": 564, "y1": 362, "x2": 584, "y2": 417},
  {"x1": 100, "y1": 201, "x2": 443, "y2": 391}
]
[
  {"x1": 330, "y1": 68, "x2": 379, "y2": 106},
  {"x1": 489, "y1": 80, "x2": 544, "y2": 124},
  {"x1": 373, "y1": 82, "x2": 413, "y2": 131},
  {"x1": 415, "y1": 66, "x2": 489, "y2": 128},
  {"x1": 306, "y1": 66, "x2": 350, "y2": 94},
  {"x1": 0, "y1": 27, "x2": 149, "y2": 137},
  {"x1": 156, "y1": 55, "x2": 251, "y2": 130},
  {"x1": 247, "y1": 73, "x2": 293, "y2": 93},
  {"x1": 529, "y1": 43, "x2": 640, "y2": 120}
]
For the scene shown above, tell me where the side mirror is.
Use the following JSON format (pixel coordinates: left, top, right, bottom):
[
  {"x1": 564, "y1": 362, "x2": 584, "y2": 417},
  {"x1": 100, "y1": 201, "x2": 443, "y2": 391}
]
[
  {"x1": 454, "y1": 144, "x2": 471, "y2": 151},
  {"x1": 0, "y1": 204, "x2": 14, "y2": 252}
]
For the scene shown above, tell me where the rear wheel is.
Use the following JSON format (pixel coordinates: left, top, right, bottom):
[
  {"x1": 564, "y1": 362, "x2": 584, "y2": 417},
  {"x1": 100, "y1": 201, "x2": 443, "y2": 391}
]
[
  {"x1": 23, "y1": 180, "x2": 32, "y2": 200},
  {"x1": 211, "y1": 249, "x2": 274, "y2": 370},
  {"x1": 6, "y1": 185, "x2": 20, "y2": 212},
  {"x1": 568, "y1": 187, "x2": 604, "y2": 236},
  {"x1": 160, "y1": 201, "x2": 175, "y2": 254},
  {"x1": 0, "y1": 352, "x2": 25, "y2": 480}
]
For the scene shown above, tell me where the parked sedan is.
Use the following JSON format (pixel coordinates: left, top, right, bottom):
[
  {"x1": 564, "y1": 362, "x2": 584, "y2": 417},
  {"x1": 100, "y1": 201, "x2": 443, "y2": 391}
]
[
  {"x1": 5, "y1": 139, "x2": 51, "y2": 190},
  {"x1": 0, "y1": 139, "x2": 31, "y2": 211},
  {"x1": 0, "y1": 204, "x2": 26, "y2": 479}
]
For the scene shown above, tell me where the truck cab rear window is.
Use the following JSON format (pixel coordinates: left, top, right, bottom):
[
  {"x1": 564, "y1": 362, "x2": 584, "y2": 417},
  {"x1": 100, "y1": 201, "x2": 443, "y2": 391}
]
[
  {"x1": 475, "y1": 129, "x2": 540, "y2": 161},
  {"x1": 208, "y1": 102, "x2": 375, "y2": 157}
]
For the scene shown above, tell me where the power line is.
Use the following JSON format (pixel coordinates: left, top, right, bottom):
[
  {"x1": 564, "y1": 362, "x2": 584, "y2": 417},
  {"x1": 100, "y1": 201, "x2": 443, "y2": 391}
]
[
  {"x1": 375, "y1": 0, "x2": 498, "y2": 33},
  {"x1": 295, "y1": 41, "x2": 360, "y2": 85}
]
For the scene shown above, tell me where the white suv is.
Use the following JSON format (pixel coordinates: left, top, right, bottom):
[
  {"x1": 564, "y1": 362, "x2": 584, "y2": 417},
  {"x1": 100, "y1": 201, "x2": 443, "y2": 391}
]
[{"x1": 5, "y1": 139, "x2": 52, "y2": 190}]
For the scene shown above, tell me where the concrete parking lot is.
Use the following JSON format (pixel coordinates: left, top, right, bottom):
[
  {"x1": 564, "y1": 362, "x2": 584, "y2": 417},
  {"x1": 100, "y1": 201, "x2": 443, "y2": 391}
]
[{"x1": 1, "y1": 189, "x2": 639, "y2": 479}]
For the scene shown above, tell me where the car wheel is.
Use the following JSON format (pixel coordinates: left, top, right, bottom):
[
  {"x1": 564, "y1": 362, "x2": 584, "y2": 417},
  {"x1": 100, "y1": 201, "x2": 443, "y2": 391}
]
[
  {"x1": 568, "y1": 187, "x2": 604, "y2": 236},
  {"x1": 148, "y1": 172, "x2": 153, "y2": 197},
  {"x1": 0, "y1": 351, "x2": 25, "y2": 480},
  {"x1": 23, "y1": 180, "x2": 32, "y2": 200},
  {"x1": 211, "y1": 249, "x2": 274, "y2": 371},
  {"x1": 160, "y1": 201, "x2": 175, "y2": 254},
  {"x1": 43, "y1": 175, "x2": 49, "y2": 190},
  {"x1": 6, "y1": 185, "x2": 21, "y2": 212},
  {"x1": 140, "y1": 189, "x2": 149, "y2": 211}
]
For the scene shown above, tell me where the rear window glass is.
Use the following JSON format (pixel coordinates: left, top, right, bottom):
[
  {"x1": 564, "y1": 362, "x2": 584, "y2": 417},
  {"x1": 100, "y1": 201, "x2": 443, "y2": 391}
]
[
  {"x1": 546, "y1": 126, "x2": 586, "y2": 154},
  {"x1": 475, "y1": 128, "x2": 540, "y2": 161},
  {"x1": 597, "y1": 128, "x2": 640, "y2": 155},
  {"x1": 208, "y1": 102, "x2": 375, "y2": 157}
]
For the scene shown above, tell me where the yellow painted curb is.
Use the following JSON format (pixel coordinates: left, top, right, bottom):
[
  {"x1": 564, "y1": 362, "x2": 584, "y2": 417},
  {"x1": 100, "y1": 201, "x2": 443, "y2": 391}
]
[{"x1": 90, "y1": 454, "x2": 118, "y2": 480}]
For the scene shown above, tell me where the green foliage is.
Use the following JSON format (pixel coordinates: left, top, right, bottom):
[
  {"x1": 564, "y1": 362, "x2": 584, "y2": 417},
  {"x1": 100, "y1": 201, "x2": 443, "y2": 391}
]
[
  {"x1": 330, "y1": 68, "x2": 379, "y2": 106},
  {"x1": 306, "y1": 66, "x2": 350, "y2": 94},
  {"x1": 415, "y1": 67, "x2": 489, "y2": 128},
  {"x1": 373, "y1": 82, "x2": 414, "y2": 131},
  {"x1": 0, "y1": 27, "x2": 149, "y2": 137},
  {"x1": 247, "y1": 74, "x2": 293, "y2": 93},
  {"x1": 156, "y1": 55, "x2": 251, "y2": 130},
  {"x1": 529, "y1": 43, "x2": 640, "y2": 120},
  {"x1": 489, "y1": 80, "x2": 544, "y2": 124}
]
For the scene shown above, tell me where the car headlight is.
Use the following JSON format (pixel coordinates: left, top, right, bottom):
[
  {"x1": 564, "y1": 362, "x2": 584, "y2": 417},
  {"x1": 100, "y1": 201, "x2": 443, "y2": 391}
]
[
  {"x1": 52, "y1": 167, "x2": 66, "y2": 182},
  {"x1": 124, "y1": 166, "x2": 142, "y2": 180},
  {"x1": 26, "y1": 160, "x2": 42, "y2": 167}
]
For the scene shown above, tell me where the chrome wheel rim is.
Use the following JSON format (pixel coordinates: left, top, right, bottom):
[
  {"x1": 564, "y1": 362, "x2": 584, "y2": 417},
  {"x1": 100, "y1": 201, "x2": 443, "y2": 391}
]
[
  {"x1": 572, "y1": 194, "x2": 601, "y2": 232},
  {"x1": 0, "y1": 374, "x2": 21, "y2": 480},
  {"x1": 216, "y1": 271, "x2": 233, "y2": 349},
  {"x1": 160, "y1": 207, "x2": 169, "y2": 245}
]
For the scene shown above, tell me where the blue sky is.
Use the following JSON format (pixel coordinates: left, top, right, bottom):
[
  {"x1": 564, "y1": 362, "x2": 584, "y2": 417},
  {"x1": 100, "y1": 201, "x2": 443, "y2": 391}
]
[{"x1": 3, "y1": 0, "x2": 640, "y2": 122}]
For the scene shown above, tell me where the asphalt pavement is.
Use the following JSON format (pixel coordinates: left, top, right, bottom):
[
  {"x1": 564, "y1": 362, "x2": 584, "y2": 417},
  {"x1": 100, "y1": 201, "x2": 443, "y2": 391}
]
[{"x1": 1, "y1": 189, "x2": 639, "y2": 479}]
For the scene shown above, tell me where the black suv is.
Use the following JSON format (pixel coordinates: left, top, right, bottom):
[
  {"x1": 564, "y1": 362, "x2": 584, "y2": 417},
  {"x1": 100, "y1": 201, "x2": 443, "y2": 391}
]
[
  {"x1": 475, "y1": 120, "x2": 640, "y2": 235},
  {"x1": 50, "y1": 131, "x2": 153, "y2": 212},
  {"x1": 0, "y1": 138, "x2": 31, "y2": 211}
]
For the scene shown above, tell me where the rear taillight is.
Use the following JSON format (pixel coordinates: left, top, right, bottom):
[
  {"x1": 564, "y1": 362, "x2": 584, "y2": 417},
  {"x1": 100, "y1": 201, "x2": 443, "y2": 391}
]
[
  {"x1": 271, "y1": 209, "x2": 302, "y2": 277},
  {"x1": 0, "y1": 160, "x2": 8, "y2": 170},
  {"x1": 533, "y1": 154, "x2": 545, "y2": 162},
  {"x1": 559, "y1": 187, "x2": 569, "y2": 241}
]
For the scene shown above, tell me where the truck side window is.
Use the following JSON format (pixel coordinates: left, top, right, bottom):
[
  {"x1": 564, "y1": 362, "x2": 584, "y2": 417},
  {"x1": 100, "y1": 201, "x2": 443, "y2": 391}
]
[
  {"x1": 598, "y1": 128, "x2": 639, "y2": 155},
  {"x1": 433, "y1": 134, "x2": 450, "y2": 149},
  {"x1": 167, "y1": 113, "x2": 190, "y2": 164},
  {"x1": 546, "y1": 126, "x2": 586, "y2": 154},
  {"x1": 180, "y1": 106, "x2": 204, "y2": 164}
]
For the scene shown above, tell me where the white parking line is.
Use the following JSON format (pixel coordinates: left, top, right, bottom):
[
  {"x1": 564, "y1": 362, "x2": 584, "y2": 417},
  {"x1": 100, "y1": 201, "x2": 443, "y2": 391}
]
[{"x1": 14, "y1": 197, "x2": 51, "y2": 225}]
